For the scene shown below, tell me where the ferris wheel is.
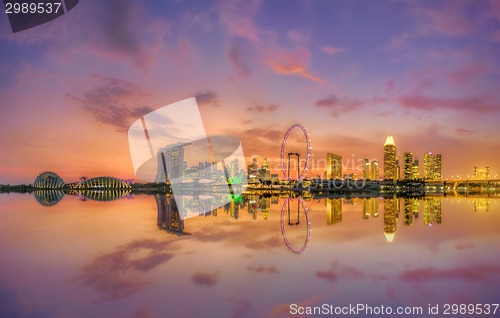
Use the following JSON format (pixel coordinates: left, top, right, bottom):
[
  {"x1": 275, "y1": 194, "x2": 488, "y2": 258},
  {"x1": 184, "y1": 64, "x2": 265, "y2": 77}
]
[{"x1": 280, "y1": 123, "x2": 312, "y2": 180}]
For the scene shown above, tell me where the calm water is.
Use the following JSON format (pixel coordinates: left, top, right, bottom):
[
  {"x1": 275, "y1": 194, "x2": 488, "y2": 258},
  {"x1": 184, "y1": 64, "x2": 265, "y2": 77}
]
[{"x1": 1, "y1": 193, "x2": 499, "y2": 318}]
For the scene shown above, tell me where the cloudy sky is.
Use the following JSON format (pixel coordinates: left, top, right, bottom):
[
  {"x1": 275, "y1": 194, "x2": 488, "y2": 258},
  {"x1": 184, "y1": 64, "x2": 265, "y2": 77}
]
[{"x1": 1, "y1": 0, "x2": 499, "y2": 183}]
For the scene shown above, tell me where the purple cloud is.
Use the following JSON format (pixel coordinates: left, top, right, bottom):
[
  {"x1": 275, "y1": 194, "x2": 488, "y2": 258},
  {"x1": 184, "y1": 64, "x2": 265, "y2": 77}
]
[
  {"x1": 195, "y1": 91, "x2": 219, "y2": 107},
  {"x1": 315, "y1": 94, "x2": 365, "y2": 117},
  {"x1": 246, "y1": 104, "x2": 280, "y2": 113},
  {"x1": 192, "y1": 272, "x2": 219, "y2": 287}
]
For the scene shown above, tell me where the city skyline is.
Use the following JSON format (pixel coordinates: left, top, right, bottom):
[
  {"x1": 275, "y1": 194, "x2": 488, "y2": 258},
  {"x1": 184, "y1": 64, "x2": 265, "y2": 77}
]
[{"x1": 1, "y1": 0, "x2": 500, "y2": 184}]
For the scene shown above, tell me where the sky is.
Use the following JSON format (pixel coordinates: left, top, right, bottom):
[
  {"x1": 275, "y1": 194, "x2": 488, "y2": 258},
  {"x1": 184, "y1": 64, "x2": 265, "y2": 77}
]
[{"x1": 1, "y1": 0, "x2": 500, "y2": 184}]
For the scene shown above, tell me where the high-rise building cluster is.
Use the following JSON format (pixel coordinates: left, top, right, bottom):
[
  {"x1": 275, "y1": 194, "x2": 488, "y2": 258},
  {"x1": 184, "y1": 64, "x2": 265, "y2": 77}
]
[
  {"x1": 247, "y1": 156, "x2": 271, "y2": 182},
  {"x1": 473, "y1": 166, "x2": 490, "y2": 180},
  {"x1": 423, "y1": 152, "x2": 442, "y2": 180},
  {"x1": 383, "y1": 136, "x2": 441, "y2": 181}
]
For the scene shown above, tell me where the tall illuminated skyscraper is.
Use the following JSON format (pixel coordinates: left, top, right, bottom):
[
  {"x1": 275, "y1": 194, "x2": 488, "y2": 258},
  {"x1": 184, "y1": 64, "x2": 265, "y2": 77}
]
[
  {"x1": 370, "y1": 160, "x2": 379, "y2": 180},
  {"x1": 423, "y1": 152, "x2": 442, "y2": 180},
  {"x1": 383, "y1": 136, "x2": 398, "y2": 180},
  {"x1": 412, "y1": 159, "x2": 419, "y2": 179},
  {"x1": 326, "y1": 153, "x2": 343, "y2": 179},
  {"x1": 403, "y1": 152, "x2": 413, "y2": 180},
  {"x1": 155, "y1": 142, "x2": 186, "y2": 182},
  {"x1": 362, "y1": 159, "x2": 370, "y2": 179}
]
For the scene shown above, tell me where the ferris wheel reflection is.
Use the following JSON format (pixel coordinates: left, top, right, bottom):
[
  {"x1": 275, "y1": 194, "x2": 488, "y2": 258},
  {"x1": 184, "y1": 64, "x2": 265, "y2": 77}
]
[{"x1": 280, "y1": 197, "x2": 311, "y2": 254}]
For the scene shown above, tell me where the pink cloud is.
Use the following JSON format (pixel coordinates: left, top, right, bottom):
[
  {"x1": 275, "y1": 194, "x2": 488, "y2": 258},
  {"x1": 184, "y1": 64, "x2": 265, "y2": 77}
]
[
  {"x1": 400, "y1": 265, "x2": 500, "y2": 283},
  {"x1": 385, "y1": 80, "x2": 396, "y2": 93},
  {"x1": 316, "y1": 270, "x2": 338, "y2": 283},
  {"x1": 454, "y1": 242, "x2": 474, "y2": 250},
  {"x1": 265, "y1": 47, "x2": 324, "y2": 83},
  {"x1": 218, "y1": 1, "x2": 323, "y2": 84},
  {"x1": 416, "y1": 3, "x2": 475, "y2": 37},
  {"x1": 450, "y1": 63, "x2": 486, "y2": 85},
  {"x1": 228, "y1": 43, "x2": 252, "y2": 78},
  {"x1": 218, "y1": 0, "x2": 262, "y2": 44},
  {"x1": 321, "y1": 46, "x2": 349, "y2": 55},
  {"x1": 399, "y1": 95, "x2": 499, "y2": 113},
  {"x1": 455, "y1": 128, "x2": 474, "y2": 136}
]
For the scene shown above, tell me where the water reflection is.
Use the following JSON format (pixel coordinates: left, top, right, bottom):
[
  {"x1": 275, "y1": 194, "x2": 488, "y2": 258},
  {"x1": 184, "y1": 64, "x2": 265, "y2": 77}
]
[
  {"x1": 474, "y1": 198, "x2": 490, "y2": 211},
  {"x1": 33, "y1": 189, "x2": 132, "y2": 206},
  {"x1": 29, "y1": 191, "x2": 485, "y2": 250},
  {"x1": 2, "y1": 191, "x2": 500, "y2": 317},
  {"x1": 280, "y1": 197, "x2": 311, "y2": 254},
  {"x1": 362, "y1": 197, "x2": 379, "y2": 219},
  {"x1": 403, "y1": 198, "x2": 419, "y2": 225},
  {"x1": 326, "y1": 198, "x2": 342, "y2": 225},
  {"x1": 384, "y1": 197, "x2": 398, "y2": 243},
  {"x1": 33, "y1": 189, "x2": 65, "y2": 206},
  {"x1": 154, "y1": 194, "x2": 190, "y2": 236}
]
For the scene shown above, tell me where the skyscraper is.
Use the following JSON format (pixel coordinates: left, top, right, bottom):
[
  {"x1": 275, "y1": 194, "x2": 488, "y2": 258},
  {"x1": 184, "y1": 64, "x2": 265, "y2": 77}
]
[
  {"x1": 155, "y1": 142, "x2": 186, "y2": 182},
  {"x1": 423, "y1": 152, "x2": 442, "y2": 180},
  {"x1": 362, "y1": 158, "x2": 370, "y2": 179},
  {"x1": 370, "y1": 160, "x2": 379, "y2": 180},
  {"x1": 403, "y1": 152, "x2": 413, "y2": 180},
  {"x1": 326, "y1": 153, "x2": 343, "y2": 179},
  {"x1": 412, "y1": 159, "x2": 419, "y2": 180},
  {"x1": 383, "y1": 136, "x2": 398, "y2": 180}
]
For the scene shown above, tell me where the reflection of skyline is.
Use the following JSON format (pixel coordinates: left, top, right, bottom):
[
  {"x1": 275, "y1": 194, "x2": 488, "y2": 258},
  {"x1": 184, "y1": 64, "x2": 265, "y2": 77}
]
[
  {"x1": 362, "y1": 197, "x2": 379, "y2": 219},
  {"x1": 424, "y1": 197, "x2": 442, "y2": 226},
  {"x1": 403, "y1": 198, "x2": 419, "y2": 226},
  {"x1": 154, "y1": 194, "x2": 190, "y2": 236},
  {"x1": 384, "y1": 197, "x2": 399, "y2": 243},
  {"x1": 326, "y1": 198, "x2": 342, "y2": 225},
  {"x1": 474, "y1": 198, "x2": 490, "y2": 212}
]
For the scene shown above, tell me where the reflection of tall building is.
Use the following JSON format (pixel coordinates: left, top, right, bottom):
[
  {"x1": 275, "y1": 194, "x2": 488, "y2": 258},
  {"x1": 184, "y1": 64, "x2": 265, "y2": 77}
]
[
  {"x1": 384, "y1": 136, "x2": 398, "y2": 180},
  {"x1": 247, "y1": 157, "x2": 259, "y2": 178},
  {"x1": 225, "y1": 199, "x2": 239, "y2": 219},
  {"x1": 362, "y1": 197, "x2": 379, "y2": 219},
  {"x1": 474, "y1": 198, "x2": 490, "y2": 211},
  {"x1": 326, "y1": 153, "x2": 343, "y2": 179},
  {"x1": 259, "y1": 196, "x2": 271, "y2": 220},
  {"x1": 423, "y1": 198, "x2": 442, "y2": 226},
  {"x1": 384, "y1": 197, "x2": 398, "y2": 242},
  {"x1": 473, "y1": 166, "x2": 490, "y2": 180},
  {"x1": 423, "y1": 152, "x2": 442, "y2": 180},
  {"x1": 403, "y1": 198, "x2": 419, "y2": 225},
  {"x1": 154, "y1": 194, "x2": 189, "y2": 235},
  {"x1": 403, "y1": 152, "x2": 413, "y2": 180},
  {"x1": 155, "y1": 143, "x2": 186, "y2": 182},
  {"x1": 326, "y1": 198, "x2": 342, "y2": 225}
]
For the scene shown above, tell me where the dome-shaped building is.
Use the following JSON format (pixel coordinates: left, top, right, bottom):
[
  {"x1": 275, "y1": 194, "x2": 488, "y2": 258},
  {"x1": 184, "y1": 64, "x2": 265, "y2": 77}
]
[
  {"x1": 34, "y1": 171, "x2": 65, "y2": 189},
  {"x1": 77, "y1": 176, "x2": 131, "y2": 189}
]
